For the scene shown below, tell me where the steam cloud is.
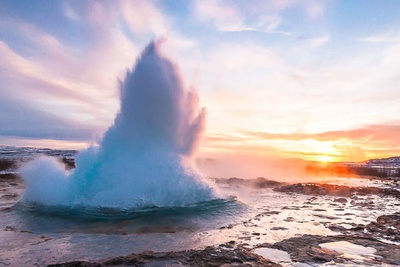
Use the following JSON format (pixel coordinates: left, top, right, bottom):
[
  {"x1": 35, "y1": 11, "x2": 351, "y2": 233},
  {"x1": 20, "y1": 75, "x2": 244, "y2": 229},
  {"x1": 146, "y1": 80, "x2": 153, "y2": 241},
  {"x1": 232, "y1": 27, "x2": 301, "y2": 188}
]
[{"x1": 21, "y1": 41, "x2": 218, "y2": 208}]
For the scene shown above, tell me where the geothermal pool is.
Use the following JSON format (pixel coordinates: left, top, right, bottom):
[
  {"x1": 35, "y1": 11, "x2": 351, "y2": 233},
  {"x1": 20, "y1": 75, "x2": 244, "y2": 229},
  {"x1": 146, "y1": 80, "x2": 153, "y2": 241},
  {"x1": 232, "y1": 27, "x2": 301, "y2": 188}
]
[{"x1": 20, "y1": 41, "x2": 216, "y2": 209}]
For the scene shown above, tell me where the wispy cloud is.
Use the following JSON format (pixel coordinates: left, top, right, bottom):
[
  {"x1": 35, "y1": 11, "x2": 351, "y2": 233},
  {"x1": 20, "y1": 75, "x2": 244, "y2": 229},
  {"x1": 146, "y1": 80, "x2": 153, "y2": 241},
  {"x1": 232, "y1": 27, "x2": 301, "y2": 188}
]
[
  {"x1": 242, "y1": 123, "x2": 400, "y2": 144},
  {"x1": 309, "y1": 35, "x2": 330, "y2": 47},
  {"x1": 360, "y1": 32, "x2": 400, "y2": 43},
  {"x1": 63, "y1": 1, "x2": 80, "y2": 21},
  {"x1": 194, "y1": 0, "x2": 250, "y2": 32},
  {"x1": 303, "y1": 0, "x2": 326, "y2": 19},
  {"x1": 0, "y1": 0, "x2": 201, "y2": 146},
  {"x1": 0, "y1": 0, "x2": 172, "y2": 143},
  {"x1": 194, "y1": 0, "x2": 328, "y2": 33},
  {"x1": 0, "y1": 97, "x2": 96, "y2": 141},
  {"x1": 194, "y1": 0, "x2": 285, "y2": 33},
  {"x1": 119, "y1": 0, "x2": 169, "y2": 36},
  {"x1": 208, "y1": 44, "x2": 284, "y2": 70}
]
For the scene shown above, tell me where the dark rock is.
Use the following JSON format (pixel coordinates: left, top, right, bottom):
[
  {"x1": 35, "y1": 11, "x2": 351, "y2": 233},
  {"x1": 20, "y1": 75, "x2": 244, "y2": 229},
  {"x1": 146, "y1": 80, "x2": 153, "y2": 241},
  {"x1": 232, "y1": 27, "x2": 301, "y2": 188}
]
[
  {"x1": 274, "y1": 183, "x2": 400, "y2": 199},
  {"x1": 3, "y1": 226, "x2": 17, "y2": 232},
  {"x1": 48, "y1": 245, "x2": 281, "y2": 267},
  {"x1": 334, "y1": 198, "x2": 347, "y2": 203},
  {"x1": 261, "y1": 211, "x2": 281, "y2": 216},
  {"x1": 0, "y1": 159, "x2": 18, "y2": 172},
  {"x1": 0, "y1": 173, "x2": 20, "y2": 181},
  {"x1": 327, "y1": 225, "x2": 348, "y2": 232},
  {"x1": 350, "y1": 224, "x2": 365, "y2": 231},
  {"x1": 313, "y1": 214, "x2": 338, "y2": 220},
  {"x1": 364, "y1": 213, "x2": 400, "y2": 241},
  {"x1": 214, "y1": 177, "x2": 283, "y2": 189},
  {"x1": 135, "y1": 225, "x2": 187, "y2": 234},
  {"x1": 271, "y1": 227, "x2": 288, "y2": 231},
  {"x1": 270, "y1": 234, "x2": 399, "y2": 265},
  {"x1": 313, "y1": 209, "x2": 326, "y2": 212},
  {"x1": 47, "y1": 261, "x2": 101, "y2": 267},
  {"x1": 283, "y1": 217, "x2": 294, "y2": 222},
  {"x1": 282, "y1": 206, "x2": 300, "y2": 210},
  {"x1": 1, "y1": 193, "x2": 18, "y2": 200}
]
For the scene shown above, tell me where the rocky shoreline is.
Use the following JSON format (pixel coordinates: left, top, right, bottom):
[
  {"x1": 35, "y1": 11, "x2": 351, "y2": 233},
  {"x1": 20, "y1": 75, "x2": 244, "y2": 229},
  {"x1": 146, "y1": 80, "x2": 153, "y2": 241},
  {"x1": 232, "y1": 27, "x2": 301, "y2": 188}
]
[
  {"x1": 48, "y1": 245, "x2": 281, "y2": 267},
  {"x1": 47, "y1": 211, "x2": 399, "y2": 267}
]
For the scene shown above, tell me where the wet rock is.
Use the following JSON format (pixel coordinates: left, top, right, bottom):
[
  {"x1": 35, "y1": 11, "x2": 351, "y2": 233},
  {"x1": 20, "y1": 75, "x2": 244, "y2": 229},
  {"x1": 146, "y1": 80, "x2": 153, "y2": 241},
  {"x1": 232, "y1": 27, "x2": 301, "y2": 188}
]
[
  {"x1": 312, "y1": 209, "x2": 326, "y2": 212},
  {"x1": 51, "y1": 245, "x2": 282, "y2": 267},
  {"x1": 327, "y1": 225, "x2": 348, "y2": 232},
  {"x1": 0, "y1": 173, "x2": 20, "y2": 181},
  {"x1": 0, "y1": 207, "x2": 12, "y2": 212},
  {"x1": 334, "y1": 197, "x2": 347, "y2": 203},
  {"x1": 281, "y1": 206, "x2": 300, "y2": 210},
  {"x1": 270, "y1": 234, "x2": 399, "y2": 265},
  {"x1": 375, "y1": 247, "x2": 400, "y2": 265},
  {"x1": 376, "y1": 213, "x2": 400, "y2": 227},
  {"x1": 328, "y1": 213, "x2": 400, "y2": 242},
  {"x1": 1, "y1": 193, "x2": 18, "y2": 200},
  {"x1": 219, "y1": 224, "x2": 234, "y2": 230},
  {"x1": 283, "y1": 217, "x2": 294, "y2": 222},
  {"x1": 271, "y1": 227, "x2": 288, "y2": 231},
  {"x1": 261, "y1": 211, "x2": 281, "y2": 216},
  {"x1": 350, "y1": 224, "x2": 365, "y2": 231},
  {"x1": 135, "y1": 225, "x2": 190, "y2": 234},
  {"x1": 312, "y1": 214, "x2": 338, "y2": 220},
  {"x1": 33, "y1": 236, "x2": 53, "y2": 245},
  {"x1": 0, "y1": 159, "x2": 18, "y2": 172},
  {"x1": 219, "y1": 241, "x2": 236, "y2": 249},
  {"x1": 274, "y1": 183, "x2": 348, "y2": 196},
  {"x1": 3, "y1": 226, "x2": 17, "y2": 232},
  {"x1": 274, "y1": 182, "x2": 400, "y2": 199},
  {"x1": 365, "y1": 213, "x2": 400, "y2": 241},
  {"x1": 214, "y1": 177, "x2": 283, "y2": 189},
  {"x1": 303, "y1": 201, "x2": 319, "y2": 205},
  {"x1": 48, "y1": 261, "x2": 101, "y2": 267},
  {"x1": 306, "y1": 246, "x2": 341, "y2": 263}
]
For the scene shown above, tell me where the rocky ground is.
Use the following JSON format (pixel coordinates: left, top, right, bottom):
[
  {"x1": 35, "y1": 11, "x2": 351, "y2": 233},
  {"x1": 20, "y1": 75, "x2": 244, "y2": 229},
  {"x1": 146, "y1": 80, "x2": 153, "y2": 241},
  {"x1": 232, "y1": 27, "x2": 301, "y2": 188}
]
[
  {"x1": 45, "y1": 212, "x2": 400, "y2": 266},
  {"x1": 1, "y1": 157, "x2": 400, "y2": 266},
  {"x1": 48, "y1": 245, "x2": 281, "y2": 267},
  {"x1": 43, "y1": 178, "x2": 400, "y2": 267},
  {"x1": 273, "y1": 182, "x2": 400, "y2": 199}
]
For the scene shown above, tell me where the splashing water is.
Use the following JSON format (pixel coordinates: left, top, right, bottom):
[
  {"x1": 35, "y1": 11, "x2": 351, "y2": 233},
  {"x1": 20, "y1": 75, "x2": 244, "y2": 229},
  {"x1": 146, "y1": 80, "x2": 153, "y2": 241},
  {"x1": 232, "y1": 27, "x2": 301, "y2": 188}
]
[{"x1": 20, "y1": 41, "x2": 218, "y2": 208}]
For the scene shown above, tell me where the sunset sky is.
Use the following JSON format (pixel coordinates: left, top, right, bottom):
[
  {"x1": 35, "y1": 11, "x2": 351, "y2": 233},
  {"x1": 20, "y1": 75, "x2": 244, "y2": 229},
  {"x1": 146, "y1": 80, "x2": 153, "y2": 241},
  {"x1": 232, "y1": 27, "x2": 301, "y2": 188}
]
[{"x1": 1, "y1": 0, "x2": 400, "y2": 162}]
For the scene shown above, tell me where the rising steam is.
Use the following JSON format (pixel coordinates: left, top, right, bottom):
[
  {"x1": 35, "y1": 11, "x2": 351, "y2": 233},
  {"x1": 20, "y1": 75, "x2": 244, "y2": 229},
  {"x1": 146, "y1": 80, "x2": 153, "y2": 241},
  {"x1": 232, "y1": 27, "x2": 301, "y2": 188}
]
[{"x1": 20, "y1": 41, "x2": 218, "y2": 208}]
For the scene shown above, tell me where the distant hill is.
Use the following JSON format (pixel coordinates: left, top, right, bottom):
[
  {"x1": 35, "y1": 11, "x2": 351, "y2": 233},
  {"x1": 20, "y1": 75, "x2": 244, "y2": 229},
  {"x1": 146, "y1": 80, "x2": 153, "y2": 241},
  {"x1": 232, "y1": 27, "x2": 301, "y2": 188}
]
[
  {"x1": 0, "y1": 146, "x2": 77, "y2": 160},
  {"x1": 365, "y1": 156, "x2": 400, "y2": 165}
]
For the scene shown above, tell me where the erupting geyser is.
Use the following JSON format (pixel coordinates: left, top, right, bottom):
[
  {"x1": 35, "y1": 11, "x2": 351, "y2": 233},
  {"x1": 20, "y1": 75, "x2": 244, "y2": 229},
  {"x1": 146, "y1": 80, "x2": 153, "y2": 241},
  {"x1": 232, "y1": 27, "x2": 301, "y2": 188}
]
[{"x1": 20, "y1": 41, "x2": 218, "y2": 208}]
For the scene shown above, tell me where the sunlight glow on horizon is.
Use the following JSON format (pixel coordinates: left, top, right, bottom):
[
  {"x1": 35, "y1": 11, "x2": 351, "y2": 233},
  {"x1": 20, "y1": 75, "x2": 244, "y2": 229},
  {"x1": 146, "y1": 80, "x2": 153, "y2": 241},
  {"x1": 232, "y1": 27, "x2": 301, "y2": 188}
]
[{"x1": 1, "y1": 1, "x2": 400, "y2": 162}]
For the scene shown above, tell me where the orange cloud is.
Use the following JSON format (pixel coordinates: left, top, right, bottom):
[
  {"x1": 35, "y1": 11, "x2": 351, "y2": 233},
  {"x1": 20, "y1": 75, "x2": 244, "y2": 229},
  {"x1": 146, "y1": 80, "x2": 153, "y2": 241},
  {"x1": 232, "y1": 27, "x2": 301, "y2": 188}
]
[
  {"x1": 242, "y1": 123, "x2": 400, "y2": 144},
  {"x1": 202, "y1": 123, "x2": 400, "y2": 162}
]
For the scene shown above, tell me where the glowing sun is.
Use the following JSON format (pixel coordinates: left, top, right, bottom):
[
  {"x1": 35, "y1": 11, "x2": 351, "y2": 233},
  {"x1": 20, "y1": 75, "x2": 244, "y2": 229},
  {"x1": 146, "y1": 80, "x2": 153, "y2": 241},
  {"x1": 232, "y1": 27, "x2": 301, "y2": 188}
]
[{"x1": 315, "y1": 155, "x2": 334, "y2": 163}]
